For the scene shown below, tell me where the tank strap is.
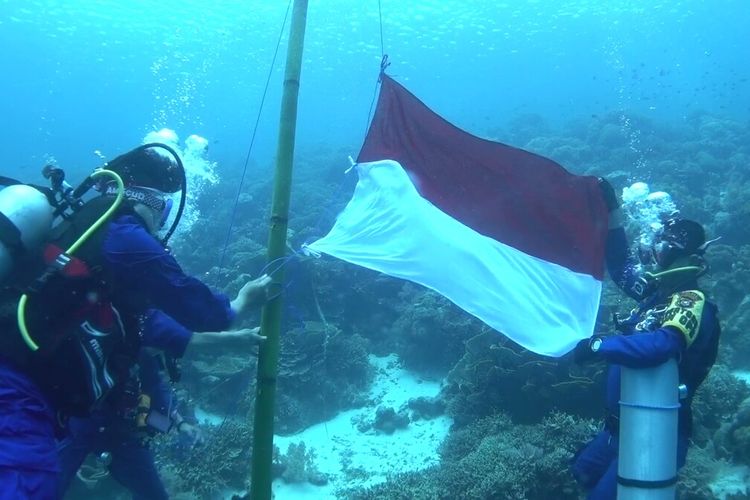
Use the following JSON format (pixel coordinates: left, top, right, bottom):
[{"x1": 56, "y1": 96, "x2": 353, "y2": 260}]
[
  {"x1": 0, "y1": 212, "x2": 24, "y2": 257},
  {"x1": 0, "y1": 175, "x2": 22, "y2": 186},
  {"x1": 617, "y1": 475, "x2": 678, "y2": 489}
]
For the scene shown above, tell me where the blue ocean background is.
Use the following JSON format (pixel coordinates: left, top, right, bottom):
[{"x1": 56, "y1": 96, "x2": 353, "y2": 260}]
[
  {"x1": 3, "y1": 1, "x2": 750, "y2": 499},
  {"x1": 2, "y1": 0, "x2": 748, "y2": 178}
]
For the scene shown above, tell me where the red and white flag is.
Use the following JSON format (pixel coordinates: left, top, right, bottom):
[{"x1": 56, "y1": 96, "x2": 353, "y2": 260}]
[{"x1": 306, "y1": 75, "x2": 609, "y2": 357}]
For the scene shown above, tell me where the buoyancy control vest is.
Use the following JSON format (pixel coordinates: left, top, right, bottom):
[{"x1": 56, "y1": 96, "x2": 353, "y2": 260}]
[{"x1": 0, "y1": 196, "x2": 141, "y2": 417}]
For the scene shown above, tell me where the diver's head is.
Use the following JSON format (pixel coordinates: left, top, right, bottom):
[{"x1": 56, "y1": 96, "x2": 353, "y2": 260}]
[
  {"x1": 653, "y1": 218, "x2": 706, "y2": 270},
  {"x1": 107, "y1": 147, "x2": 181, "y2": 194},
  {"x1": 632, "y1": 218, "x2": 709, "y2": 300},
  {"x1": 639, "y1": 218, "x2": 706, "y2": 271},
  {"x1": 104, "y1": 147, "x2": 180, "y2": 234}
]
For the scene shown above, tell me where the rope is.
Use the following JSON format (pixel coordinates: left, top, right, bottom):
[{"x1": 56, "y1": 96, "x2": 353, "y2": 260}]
[
  {"x1": 363, "y1": 0, "x2": 390, "y2": 141},
  {"x1": 219, "y1": 0, "x2": 294, "y2": 268},
  {"x1": 378, "y1": 0, "x2": 385, "y2": 58}
]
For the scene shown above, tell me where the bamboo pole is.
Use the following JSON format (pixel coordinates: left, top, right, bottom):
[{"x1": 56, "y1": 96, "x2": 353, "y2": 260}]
[{"x1": 250, "y1": 1, "x2": 308, "y2": 498}]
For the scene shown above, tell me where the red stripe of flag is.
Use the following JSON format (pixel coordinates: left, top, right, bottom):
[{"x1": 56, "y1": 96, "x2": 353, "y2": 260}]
[{"x1": 358, "y1": 74, "x2": 608, "y2": 280}]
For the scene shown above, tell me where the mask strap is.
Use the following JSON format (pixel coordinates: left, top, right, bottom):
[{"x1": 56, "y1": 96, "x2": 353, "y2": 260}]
[
  {"x1": 698, "y1": 236, "x2": 721, "y2": 253},
  {"x1": 160, "y1": 198, "x2": 173, "y2": 229}
]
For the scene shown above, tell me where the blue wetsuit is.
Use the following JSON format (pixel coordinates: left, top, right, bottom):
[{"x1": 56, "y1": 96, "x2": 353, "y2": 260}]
[
  {"x1": 572, "y1": 227, "x2": 721, "y2": 499},
  {"x1": 103, "y1": 215, "x2": 235, "y2": 331},
  {"x1": 1, "y1": 213, "x2": 233, "y2": 499},
  {"x1": 57, "y1": 310, "x2": 193, "y2": 499},
  {"x1": 0, "y1": 367, "x2": 58, "y2": 499}
]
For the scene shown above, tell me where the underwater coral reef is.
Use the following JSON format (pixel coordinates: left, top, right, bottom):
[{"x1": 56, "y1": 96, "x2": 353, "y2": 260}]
[{"x1": 74, "y1": 111, "x2": 750, "y2": 499}]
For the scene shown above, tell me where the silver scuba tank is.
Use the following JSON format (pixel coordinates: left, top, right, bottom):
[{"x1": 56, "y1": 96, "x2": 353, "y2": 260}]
[{"x1": 0, "y1": 184, "x2": 55, "y2": 282}]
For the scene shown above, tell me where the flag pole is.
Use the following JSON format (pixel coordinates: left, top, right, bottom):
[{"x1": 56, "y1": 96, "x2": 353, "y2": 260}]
[{"x1": 250, "y1": 1, "x2": 308, "y2": 498}]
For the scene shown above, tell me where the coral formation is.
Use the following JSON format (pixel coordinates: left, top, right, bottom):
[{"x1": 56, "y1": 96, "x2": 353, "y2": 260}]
[
  {"x1": 407, "y1": 396, "x2": 445, "y2": 421},
  {"x1": 274, "y1": 321, "x2": 373, "y2": 433},
  {"x1": 714, "y1": 396, "x2": 750, "y2": 466},
  {"x1": 277, "y1": 441, "x2": 327, "y2": 486},
  {"x1": 389, "y1": 285, "x2": 480, "y2": 377},
  {"x1": 372, "y1": 406, "x2": 410, "y2": 434},
  {"x1": 444, "y1": 331, "x2": 604, "y2": 425},
  {"x1": 691, "y1": 365, "x2": 750, "y2": 446},
  {"x1": 155, "y1": 419, "x2": 254, "y2": 498},
  {"x1": 346, "y1": 412, "x2": 598, "y2": 499}
]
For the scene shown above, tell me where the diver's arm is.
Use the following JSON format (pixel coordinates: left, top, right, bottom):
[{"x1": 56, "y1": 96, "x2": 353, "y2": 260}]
[
  {"x1": 605, "y1": 222, "x2": 644, "y2": 301},
  {"x1": 596, "y1": 326, "x2": 685, "y2": 368},
  {"x1": 104, "y1": 216, "x2": 236, "y2": 332},
  {"x1": 141, "y1": 309, "x2": 193, "y2": 358},
  {"x1": 141, "y1": 309, "x2": 264, "y2": 359},
  {"x1": 600, "y1": 179, "x2": 644, "y2": 301},
  {"x1": 187, "y1": 328, "x2": 266, "y2": 350}
]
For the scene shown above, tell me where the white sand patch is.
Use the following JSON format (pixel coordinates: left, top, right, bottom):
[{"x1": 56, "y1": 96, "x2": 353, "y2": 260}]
[
  {"x1": 271, "y1": 353, "x2": 452, "y2": 499},
  {"x1": 194, "y1": 406, "x2": 225, "y2": 426},
  {"x1": 732, "y1": 370, "x2": 750, "y2": 386},
  {"x1": 709, "y1": 464, "x2": 750, "y2": 500}
]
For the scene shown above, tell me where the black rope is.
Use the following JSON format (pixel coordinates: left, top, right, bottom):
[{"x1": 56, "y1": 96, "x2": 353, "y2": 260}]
[{"x1": 219, "y1": 0, "x2": 293, "y2": 268}]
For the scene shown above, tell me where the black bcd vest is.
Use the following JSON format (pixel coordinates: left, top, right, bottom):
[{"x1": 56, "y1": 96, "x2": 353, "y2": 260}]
[{"x1": 0, "y1": 196, "x2": 141, "y2": 416}]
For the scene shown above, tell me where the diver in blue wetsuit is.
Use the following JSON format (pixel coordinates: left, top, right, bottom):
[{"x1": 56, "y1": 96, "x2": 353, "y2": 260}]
[
  {"x1": 57, "y1": 339, "x2": 179, "y2": 500},
  {"x1": 0, "y1": 145, "x2": 270, "y2": 499},
  {"x1": 571, "y1": 181, "x2": 721, "y2": 500},
  {"x1": 57, "y1": 310, "x2": 266, "y2": 499}
]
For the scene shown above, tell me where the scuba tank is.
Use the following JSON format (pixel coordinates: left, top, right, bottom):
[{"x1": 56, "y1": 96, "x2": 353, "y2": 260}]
[
  {"x1": 0, "y1": 161, "x2": 91, "y2": 285},
  {"x1": 5, "y1": 142, "x2": 186, "y2": 352},
  {"x1": 0, "y1": 184, "x2": 55, "y2": 283}
]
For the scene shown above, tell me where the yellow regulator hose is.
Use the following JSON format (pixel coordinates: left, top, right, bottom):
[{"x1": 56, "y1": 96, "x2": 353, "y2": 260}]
[{"x1": 18, "y1": 169, "x2": 124, "y2": 351}]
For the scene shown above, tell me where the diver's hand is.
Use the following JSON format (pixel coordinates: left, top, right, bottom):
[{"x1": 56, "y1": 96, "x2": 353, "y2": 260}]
[
  {"x1": 231, "y1": 274, "x2": 272, "y2": 315},
  {"x1": 178, "y1": 422, "x2": 204, "y2": 447},
  {"x1": 573, "y1": 336, "x2": 604, "y2": 365},
  {"x1": 191, "y1": 327, "x2": 266, "y2": 347},
  {"x1": 220, "y1": 327, "x2": 266, "y2": 345}
]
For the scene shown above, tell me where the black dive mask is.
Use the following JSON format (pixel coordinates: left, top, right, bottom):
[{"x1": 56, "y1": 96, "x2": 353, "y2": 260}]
[{"x1": 638, "y1": 223, "x2": 685, "y2": 271}]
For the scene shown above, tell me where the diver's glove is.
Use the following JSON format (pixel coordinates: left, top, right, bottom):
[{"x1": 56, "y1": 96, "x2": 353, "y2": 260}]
[{"x1": 573, "y1": 336, "x2": 604, "y2": 364}]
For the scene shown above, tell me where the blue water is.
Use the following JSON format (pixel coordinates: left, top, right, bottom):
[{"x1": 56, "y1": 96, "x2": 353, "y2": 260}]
[
  {"x1": 1, "y1": 0, "x2": 748, "y2": 182},
  {"x1": 2, "y1": 3, "x2": 748, "y2": 498}
]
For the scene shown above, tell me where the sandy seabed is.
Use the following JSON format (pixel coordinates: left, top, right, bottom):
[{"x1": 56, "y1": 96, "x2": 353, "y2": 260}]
[{"x1": 270, "y1": 354, "x2": 451, "y2": 499}]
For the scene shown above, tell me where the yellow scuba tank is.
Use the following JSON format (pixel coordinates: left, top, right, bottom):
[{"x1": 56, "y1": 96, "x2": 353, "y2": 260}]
[{"x1": 0, "y1": 185, "x2": 55, "y2": 283}]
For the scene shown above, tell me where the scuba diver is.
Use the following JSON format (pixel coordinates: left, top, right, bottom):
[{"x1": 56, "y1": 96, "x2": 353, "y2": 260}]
[
  {"x1": 570, "y1": 180, "x2": 721, "y2": 499},
  {"x1": 57, "y1": 308, "x2": 266, "y2": 499},
  {"x1": 0, "y1": 144, "x2": 271, "y2": 498}
]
